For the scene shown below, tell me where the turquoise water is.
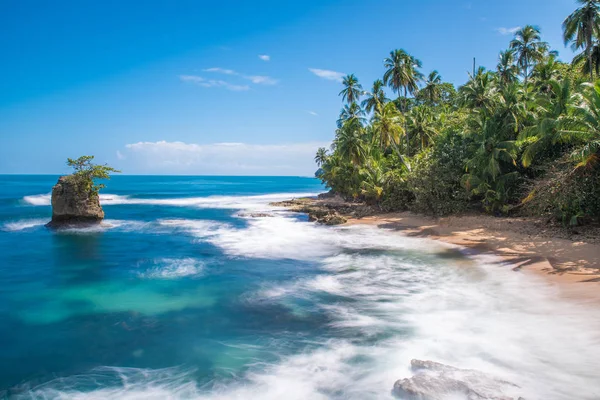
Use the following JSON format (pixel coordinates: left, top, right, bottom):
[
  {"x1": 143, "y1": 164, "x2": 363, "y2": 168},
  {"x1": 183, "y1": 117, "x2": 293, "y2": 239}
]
[{"x1": 1, "y1": 175, "x2": 599, "y2": 399}]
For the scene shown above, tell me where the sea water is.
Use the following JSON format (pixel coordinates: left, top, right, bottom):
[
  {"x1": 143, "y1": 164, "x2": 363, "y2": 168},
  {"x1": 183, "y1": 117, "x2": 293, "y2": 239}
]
[{"x1": 0, "y1": 175, "x2": 599, "y2": 399}]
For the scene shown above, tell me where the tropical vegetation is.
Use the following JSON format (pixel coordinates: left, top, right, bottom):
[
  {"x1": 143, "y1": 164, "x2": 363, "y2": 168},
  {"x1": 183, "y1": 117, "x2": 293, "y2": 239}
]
[
  {"x1": 316, "y1": 1, "x2": 600, "y2": 225},
  {"x1": 67, "y1": 155, "x2": 120, "y2": 196}
]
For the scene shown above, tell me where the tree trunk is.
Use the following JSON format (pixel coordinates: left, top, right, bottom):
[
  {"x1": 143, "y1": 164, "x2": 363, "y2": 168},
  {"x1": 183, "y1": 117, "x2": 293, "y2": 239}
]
[{"x1": 403, "y1": 87, "x2": 410, "y2": 155}]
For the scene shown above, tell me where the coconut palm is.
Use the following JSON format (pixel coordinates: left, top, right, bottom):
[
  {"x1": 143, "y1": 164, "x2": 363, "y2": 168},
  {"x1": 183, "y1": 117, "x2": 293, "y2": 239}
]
[
  {"x1": 407, "y1": 106, "x2": 438, "y2": 150},
  {"x1": 563, "y1": 0, "x2": 600, "y2": 81},
  {"x1": 314, "y1": 147, "x2": 329, "y2": 167},
  {"x1": 361, "y1": 79, "x2": 389, "y2": 114},
  {"x1": 383, "y1": 49, "x2": 423, "y2": 107},
  {"x1": 496, "y1": 50, "x2": 519, "y2": 86},
  {"x1": 334, "y1": 124, "x2": 367, "y2": 166},
  {"x1": 510, "y1": 25, "x2": 549, "y2": 86},
  {"x1": 572, "y1": 41, "x2": 600, "y2": 78},
  {"x1": 566, "y1": 81, "x2": 600, "y2": 169},
  {"x1": 339, "y1": 74, "x2": 363, "y2": 104},
  {"x1": 371, "y1": 102, "x2": 405, "y2": 154},
  {"x1": 519, "y1": 79, "x2": 575, "y2": 167},
  {"x1": 337, "y1": 102, "x2": 367, "y2": 128},
  {"x1": 458, "y1": 67, "x2": 497, "y2": 115},
  {"x1": 421, "y1": 71, "x2": 443, "y2": 104}
]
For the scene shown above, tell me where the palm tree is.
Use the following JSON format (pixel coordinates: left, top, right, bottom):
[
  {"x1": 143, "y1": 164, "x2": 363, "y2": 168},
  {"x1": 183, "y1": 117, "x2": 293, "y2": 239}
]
[
  {"x1": 383, "y1": 49, "x2": 423, "y2": 154},
  {"x1": 519, "y1": 79, "x2": 575, "y2": 167},
  {"x1": 563, "y1": 0, "x2": 600, "y2": 81},
  {"x1": 314, "y1": 147, "x2": 329, "y2": 167},
  {"x1": 510, "y1": 25, "x2": 549, "y2": 86},
  {"x1": 383, "y1": 49, "x2": 423, "y2": 107},
  {"x1": 463, "y1": 117, "x2": 519, "y2": 212},
  {"x1": 421, "y1": 71, "x2": 443, "y2": 104},
  {"x1": 334, "y1": 124, "x2": 367, "y2": 166},
  {"x1": 371, "y1": 102, "x2": 405, "y2": 154},
  {"x1": 407, "y1": 106, "x2": 438, "y2": 150},
  {"x1": 572, "y1": 41, "x2": 600, "y2": 78},
  {"x1": 339, "y1": 74, "x2": 363, "y2": 104},
  {"x1": 337, "y1": 102, "x2": 367, "y2": 128},
  {"x1": 458, "y1": 67, "x2": 497, "y2": 115},
  {"x1": 361, "y1": 79, "x2": 388, "y2": 113},
  {"x1": 566, "y1": 81, "x2": 600, "y2": 169},
  {"x1": 496, "y1": 50, "x2": 519, "y2": 86}
]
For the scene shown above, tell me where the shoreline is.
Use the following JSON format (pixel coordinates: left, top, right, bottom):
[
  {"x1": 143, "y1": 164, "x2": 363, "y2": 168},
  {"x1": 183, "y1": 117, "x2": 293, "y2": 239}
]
[{"x1": 274, "y1": 197, "x2": 600, "y2": 303}]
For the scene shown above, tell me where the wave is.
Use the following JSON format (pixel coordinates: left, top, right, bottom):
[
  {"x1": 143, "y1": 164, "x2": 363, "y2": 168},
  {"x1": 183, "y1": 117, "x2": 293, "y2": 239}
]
[
  {"x1": 1, "y1": 218, "x2": 48, "y2": 232},
  {"x1": 22, "y1": 192, "x2": 321, "y2": 210},
  {"x1": 10, "y1": 210, "x2": 600, "y2": 399},
  {"x1": 138, "y1": 258, "x2": 205, "y2": 279}
]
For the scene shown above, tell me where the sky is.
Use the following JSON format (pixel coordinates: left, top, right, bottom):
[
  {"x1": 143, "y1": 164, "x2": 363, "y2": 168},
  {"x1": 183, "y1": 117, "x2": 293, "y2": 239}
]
[{"x1": 0, "y1": 0, "x2": 579, "y2": 176}]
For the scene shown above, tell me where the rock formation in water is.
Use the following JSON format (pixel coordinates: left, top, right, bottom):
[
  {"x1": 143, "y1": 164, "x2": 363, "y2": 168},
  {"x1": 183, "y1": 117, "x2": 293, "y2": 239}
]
[
  {"x1": 46, "y1": 175, "x2": 104, "y2": 227},
  {"x1": 393, "y1": 359, "x2": 524, "y2": 400}
]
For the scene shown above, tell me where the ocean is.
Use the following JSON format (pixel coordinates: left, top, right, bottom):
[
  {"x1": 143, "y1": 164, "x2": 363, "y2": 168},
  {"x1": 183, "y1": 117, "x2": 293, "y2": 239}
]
[{"x1": 0, "y1": 175, "x2": 598, "y2": 399}]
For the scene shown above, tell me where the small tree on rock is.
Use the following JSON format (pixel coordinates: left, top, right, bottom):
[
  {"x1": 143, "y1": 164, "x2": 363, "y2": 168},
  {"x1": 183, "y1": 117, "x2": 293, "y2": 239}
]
[{"x1": 66, "y1": 156, "x2": 120, "y2": 196}]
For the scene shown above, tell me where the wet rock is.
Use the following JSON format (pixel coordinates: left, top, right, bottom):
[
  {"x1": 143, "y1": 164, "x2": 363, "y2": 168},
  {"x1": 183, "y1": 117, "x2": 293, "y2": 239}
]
[
  {"x1": 392, "y1": 360, "x2": 523, "y2": 400},
  {"x1": 46, "y1": 175, "x2": 104, "y2": 228},
  {"x1": 238, "y1": 212, "x2": 274, "y2": 218}
]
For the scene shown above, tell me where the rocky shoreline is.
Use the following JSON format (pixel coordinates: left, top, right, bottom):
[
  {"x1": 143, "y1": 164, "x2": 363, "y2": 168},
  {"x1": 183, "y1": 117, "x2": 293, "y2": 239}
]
[{"x1": 270, "y1": 193, "x2": 376, "y2": 225}]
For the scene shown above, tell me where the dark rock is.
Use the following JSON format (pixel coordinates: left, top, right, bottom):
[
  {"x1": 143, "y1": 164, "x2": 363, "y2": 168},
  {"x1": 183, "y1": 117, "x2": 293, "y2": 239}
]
[
  {"x1": 46, "y1": 175, "x2": 104, "y2": 228},
  {"x1": 392, "y1": 359, "x2": 522, "y2": 400}
]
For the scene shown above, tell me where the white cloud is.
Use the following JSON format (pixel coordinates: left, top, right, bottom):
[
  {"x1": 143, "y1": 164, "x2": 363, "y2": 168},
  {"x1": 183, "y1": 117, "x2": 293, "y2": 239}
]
[
  {"x1": 203, "y1": 67, "x2": 237, "y2": 75},
  {"x1": 497, "y1": 26, "x2": 521, "y2": 35},
  {"x1": 116, "y1": 150, "x2": 126, "y2": 160},
  {"x1": 246, "y1": 75, "x2": 278, "y2": 85},
  {"x1": 308, "y1": 68, "x2": 345, "y2": 82},
  {"x1": 179, "y1": 75, "x2": 205, "y2": 83},
  {"x1": 202, "y1": 68, "x2": 278, "y2": 85},
  {"x1": 179, "y1": 75, "x2": 249, "y2": 91},
  {"x1": 122, "y1": 140, "x2": 328, "y2": 176},
  {"x1": 258, "y1": 54, "x2": 270, "y2": 61},
  {"x1": 308, "y1": 111, "x2": 318, "y2": 116}
]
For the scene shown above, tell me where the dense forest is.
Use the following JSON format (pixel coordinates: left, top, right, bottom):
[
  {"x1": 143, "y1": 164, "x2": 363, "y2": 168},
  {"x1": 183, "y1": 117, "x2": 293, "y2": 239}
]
[{"x1": 315, "y1": 0, "x2": 600, "y2": 226}]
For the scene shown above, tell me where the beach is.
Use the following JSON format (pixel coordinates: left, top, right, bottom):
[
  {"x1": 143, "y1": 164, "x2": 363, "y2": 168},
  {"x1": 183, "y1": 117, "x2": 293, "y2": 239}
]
[{"x1": 276, "y1": 196, "x2": 600, "y2": 303}]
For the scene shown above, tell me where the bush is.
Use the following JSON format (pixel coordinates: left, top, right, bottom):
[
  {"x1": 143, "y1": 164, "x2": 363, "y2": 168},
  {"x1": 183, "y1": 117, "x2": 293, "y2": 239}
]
[{"x1": 407, "y1": 131, "x2": 473, "y2": 215}]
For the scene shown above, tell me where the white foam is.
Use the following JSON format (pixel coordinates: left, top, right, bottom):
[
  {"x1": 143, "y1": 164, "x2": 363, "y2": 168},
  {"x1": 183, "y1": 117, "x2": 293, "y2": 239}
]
[
  {"x1": 1, "y1": 218, "x2": 47, "y2": 231},
  {"x1": 139, "y1": 258, "x2": 205, "y2": 279},
  {"x1": 22, "y1": 192, "x2": 321, "y2": 211}
]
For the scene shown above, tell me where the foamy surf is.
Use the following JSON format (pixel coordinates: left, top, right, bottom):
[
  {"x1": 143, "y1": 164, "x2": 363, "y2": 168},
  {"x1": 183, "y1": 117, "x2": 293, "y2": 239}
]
[
  {"x1": 138, "y1": 258, "x2": 205, "y2": 279},
  {"x1": 22, "y1": 192, "x2": 321, "y2": 211},
  {"x1": 1, "y1": 218, "x2": 48, "y2": 232}
]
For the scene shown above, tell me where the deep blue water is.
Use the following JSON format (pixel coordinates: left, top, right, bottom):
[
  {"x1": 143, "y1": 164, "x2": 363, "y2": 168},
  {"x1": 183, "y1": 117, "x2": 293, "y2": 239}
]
[{"x1": 1, "y1": 175, "x2": 599, "y2": 399}]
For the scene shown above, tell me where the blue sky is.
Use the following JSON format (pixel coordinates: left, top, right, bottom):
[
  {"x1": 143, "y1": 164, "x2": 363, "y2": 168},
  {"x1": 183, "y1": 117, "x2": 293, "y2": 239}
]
[{"x1": 0, "y1": 0, "x2": 578, "y2": 175}]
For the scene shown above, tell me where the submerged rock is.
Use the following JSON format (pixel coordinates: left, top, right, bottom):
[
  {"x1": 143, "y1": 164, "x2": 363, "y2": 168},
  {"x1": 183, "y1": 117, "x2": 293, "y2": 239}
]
[
  {"x1": 392, "y1": 360, "x2": 523, "y2": 400},
  {"x1": 46, "y1": 175, "x2": 104, "y2": 228}
]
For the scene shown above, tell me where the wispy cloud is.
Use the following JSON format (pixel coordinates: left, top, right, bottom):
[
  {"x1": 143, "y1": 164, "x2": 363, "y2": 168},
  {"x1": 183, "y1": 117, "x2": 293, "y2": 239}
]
[
  {"x1": 122, "y1": 140, "x2": 328, "y2": 175},
  {"x1": 116, "y1": 150, "x2": 126, "y2": 160},
  {"x1": 308, "y1": 111, "x2": 318, "y2": 116},
  {"x1": 308, "y1": 68, "x2": 345, "y2": 82},
  {"x1": 203, "y1": 67, "x2": 278, "y2": 85},
  {"x1": 203, "y1": 67, "x2": 236, "y2": 75},
  {"x1": 497, "y1": 26, "x2": 520, "y2": 35},
  {"x1": 179, "y1": 75, "x2": 250, "y2": 91},
  {"x1": 258, "y1": 54, "x2": 270, "y2": 61}
]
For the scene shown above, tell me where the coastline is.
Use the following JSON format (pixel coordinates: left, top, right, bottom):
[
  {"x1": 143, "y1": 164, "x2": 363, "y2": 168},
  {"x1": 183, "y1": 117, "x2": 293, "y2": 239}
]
[{"x1": 275, "y1": 197, "x2": 600, "y2": 304}]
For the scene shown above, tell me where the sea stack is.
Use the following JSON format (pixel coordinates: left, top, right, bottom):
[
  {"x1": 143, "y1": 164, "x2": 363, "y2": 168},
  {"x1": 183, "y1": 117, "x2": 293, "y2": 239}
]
[{"x1": 46, "y1": 175, "x2": 104, "y2": 228}]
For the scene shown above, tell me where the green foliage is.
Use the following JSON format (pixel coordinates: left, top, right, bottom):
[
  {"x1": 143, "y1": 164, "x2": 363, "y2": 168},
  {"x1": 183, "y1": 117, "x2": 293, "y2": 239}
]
[
  {"x1": 315, "y1": 4, "x2": 600, "y2": 225},
  {"x1": 407, "y1": 131, "x2": 473, "y2": 215},
  {"x1": 66, "y1": 155, "x2": 120, "y2": 196}
]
